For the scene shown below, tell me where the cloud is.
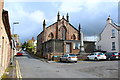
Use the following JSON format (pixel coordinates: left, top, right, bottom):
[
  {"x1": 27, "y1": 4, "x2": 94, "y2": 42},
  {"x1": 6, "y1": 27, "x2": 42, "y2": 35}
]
[
  {"x1": 4, "y1": 2, "x2": 47, "y2": 42},
  {"x1": 5, "y1": 3, "x2": 46, "y2": 24},
  {"x1": 29, "y1": 11, "x2": 45, "y2": 23},
  {"x1": 59, "y1": 1, "x2": 83, "y2": 13},
  {"x1": 58, "y1": 0, "x2": 118, "y2": 13},
  {"x1": 5, "y1": 0, "x2": 119, "y2": 2}
]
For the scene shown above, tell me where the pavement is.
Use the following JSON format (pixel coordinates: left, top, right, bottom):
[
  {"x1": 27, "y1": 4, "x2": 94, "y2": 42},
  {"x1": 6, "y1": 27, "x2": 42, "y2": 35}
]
[{"x1": 1, "y1": 60, "x2": 17, "y2": 80}]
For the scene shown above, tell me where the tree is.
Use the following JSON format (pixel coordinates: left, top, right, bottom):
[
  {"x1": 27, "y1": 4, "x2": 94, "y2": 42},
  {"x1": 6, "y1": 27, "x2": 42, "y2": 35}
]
[
  {"x1": 22, "y1": 40, "x2": 36, "y2": 53},
  {"x1": 21, "y1": 42, "x2": 28, "y2": 50}
]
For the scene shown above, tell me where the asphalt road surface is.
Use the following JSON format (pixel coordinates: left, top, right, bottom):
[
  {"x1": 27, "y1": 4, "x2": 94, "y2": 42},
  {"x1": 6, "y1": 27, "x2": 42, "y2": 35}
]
[{"x1": 15, "y1": 51, "x2": 118, "y2": 78}]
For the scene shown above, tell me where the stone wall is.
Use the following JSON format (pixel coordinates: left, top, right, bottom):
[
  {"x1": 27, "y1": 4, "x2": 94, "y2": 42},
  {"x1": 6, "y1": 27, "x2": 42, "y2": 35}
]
[
  {"x1": 0, "y1": 1, "x2": 12, "y2": 78},
  {"x1": 84, "y1": 41, "x2": 95, "y2": 53}
]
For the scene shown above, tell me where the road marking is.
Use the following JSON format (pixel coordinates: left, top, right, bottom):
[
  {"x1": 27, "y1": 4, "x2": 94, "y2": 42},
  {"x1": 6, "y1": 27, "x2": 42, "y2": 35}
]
[{"x1": 16, "y1": 60, "x2": 22, "y2": 80}]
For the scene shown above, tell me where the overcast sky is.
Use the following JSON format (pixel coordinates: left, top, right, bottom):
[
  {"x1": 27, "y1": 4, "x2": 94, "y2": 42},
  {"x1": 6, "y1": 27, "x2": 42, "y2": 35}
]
[{"x1": 4, "y1": 0, "x2": 118, "y2": 43}]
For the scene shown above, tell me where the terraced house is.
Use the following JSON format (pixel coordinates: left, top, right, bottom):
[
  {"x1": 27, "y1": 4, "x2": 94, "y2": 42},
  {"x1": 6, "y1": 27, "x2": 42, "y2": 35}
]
[
  {"x1": 37, "y1": 12, "x2": 95, "y2": 59},
  {"x1": 0, "y1": 0, "x2": 12, "y2": 78}
]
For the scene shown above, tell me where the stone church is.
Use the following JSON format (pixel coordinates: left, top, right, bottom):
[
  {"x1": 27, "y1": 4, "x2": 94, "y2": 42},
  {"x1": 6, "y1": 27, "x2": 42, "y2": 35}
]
[{"x1": 37, "y1": 12, "x2": 95, "y2": 59}]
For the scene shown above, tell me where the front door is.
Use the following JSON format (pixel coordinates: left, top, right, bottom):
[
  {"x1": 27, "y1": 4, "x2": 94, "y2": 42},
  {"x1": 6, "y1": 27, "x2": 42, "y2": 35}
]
[{"x1": 66, "y1": 44, "x2": 70, "y2": 53}]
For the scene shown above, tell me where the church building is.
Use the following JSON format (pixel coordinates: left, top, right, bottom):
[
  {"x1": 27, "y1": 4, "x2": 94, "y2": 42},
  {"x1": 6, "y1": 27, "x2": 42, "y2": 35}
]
[{"x1": 37, "y1": 12, "x2": 95, "y2": 59}]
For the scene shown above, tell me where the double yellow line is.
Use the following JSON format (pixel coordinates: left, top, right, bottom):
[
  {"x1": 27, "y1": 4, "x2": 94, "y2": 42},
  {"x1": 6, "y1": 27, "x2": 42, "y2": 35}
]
[{"x1": 16, "y1": 60, "x2": 22, "y2": 80}]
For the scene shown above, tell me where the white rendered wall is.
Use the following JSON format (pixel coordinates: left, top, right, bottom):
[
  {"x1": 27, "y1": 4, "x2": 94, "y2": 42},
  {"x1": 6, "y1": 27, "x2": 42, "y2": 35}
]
[{"x1": 96, "y1": 23, "x2": 119, "y2": 52}]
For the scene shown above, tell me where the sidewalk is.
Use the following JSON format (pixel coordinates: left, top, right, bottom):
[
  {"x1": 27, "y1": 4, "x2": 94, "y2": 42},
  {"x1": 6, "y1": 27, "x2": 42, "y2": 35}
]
[{"x1": 1, "y1": 61, "x2": 17, "y2": 80}]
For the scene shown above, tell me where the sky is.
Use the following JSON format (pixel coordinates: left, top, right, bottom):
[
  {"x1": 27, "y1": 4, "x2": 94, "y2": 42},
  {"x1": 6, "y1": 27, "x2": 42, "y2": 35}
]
[{"x1": 4, "y1": 0, "x2": 118, "y2": 43}]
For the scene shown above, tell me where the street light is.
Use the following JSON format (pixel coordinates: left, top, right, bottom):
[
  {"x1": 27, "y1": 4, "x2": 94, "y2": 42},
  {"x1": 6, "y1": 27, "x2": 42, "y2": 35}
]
[
  {"x1": 11, "y1": 22, "x2": 19, "y2": 65},
  {"x1": 13, "y1": 22, "x2": 19, "y2": 35}
]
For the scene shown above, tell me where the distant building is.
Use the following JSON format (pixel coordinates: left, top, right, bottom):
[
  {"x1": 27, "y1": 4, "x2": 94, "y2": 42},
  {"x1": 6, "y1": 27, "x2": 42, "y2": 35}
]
[
  {"x1": 37, "y1": 12, "x2": 95, "y2": 59},
  {"x1": 34, "y1": 40, "x2": 37, "y2": 54},
  {"x1": 0, "y1": 0, "x2": 12, "y2": 78},
  {"x1": 96, "y1": 16, "x2": 120, "y2": 53},
  {"x1": 12, "y1": 34, "x2": 21, "y2": 52},
  {"x1": 27, "y1": 37, "x2": 37, "y2": 54}
]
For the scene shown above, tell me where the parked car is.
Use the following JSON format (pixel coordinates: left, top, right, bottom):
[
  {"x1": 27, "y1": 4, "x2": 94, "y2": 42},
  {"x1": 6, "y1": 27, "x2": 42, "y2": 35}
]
[
  {"x1": 104, "y1": 52, "x2": 119, "y2": 60},
  {"x1": 16, "y1": 51, "x2": 23, "y2": 56},
  {"x1": 119, "y1": 53, "x2": 120, "y2": 59},
  {"x1": 87, "y1": 52, "x2": 106, "y2": 61},
  {"x1": 60, "y1": 54, "x2": 78, "y2": 63}
]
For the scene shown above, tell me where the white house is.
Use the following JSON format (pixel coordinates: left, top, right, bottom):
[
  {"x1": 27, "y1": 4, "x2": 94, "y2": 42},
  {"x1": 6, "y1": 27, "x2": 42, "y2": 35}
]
[{"x1": 96, "y1": 16, "x2": 120, "y2": 53}]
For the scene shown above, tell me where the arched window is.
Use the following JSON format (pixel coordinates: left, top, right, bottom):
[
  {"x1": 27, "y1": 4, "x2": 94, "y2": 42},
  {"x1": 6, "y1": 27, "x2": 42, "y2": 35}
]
[
  {"x1": 59, "y1": 26, "x2": 67, "y2": 40},
  {"x1": 48, "y1": 32, "x2": 54, "y2": 40},
  {"x1": 71, "y1": 34, "x2": 76, "y2": 40}
]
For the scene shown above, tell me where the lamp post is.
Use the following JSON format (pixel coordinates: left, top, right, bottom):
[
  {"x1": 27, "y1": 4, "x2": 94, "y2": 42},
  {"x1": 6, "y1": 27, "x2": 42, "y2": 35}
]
[
  {"x1": 11, "y1": 22, "x2": 19, "y2": 64},
  {"x1": 13, "y1": 22, "x2": 19, "y2": 35}
]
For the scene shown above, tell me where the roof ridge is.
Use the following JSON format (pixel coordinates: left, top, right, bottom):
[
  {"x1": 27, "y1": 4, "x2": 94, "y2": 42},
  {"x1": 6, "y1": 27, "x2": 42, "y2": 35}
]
[{"x1": 110, "y1": 23, "x2": 120, "y2": 30}]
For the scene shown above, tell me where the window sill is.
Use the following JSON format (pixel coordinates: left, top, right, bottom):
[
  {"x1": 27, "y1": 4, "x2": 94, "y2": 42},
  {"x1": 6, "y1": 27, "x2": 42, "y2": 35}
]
[
  {"x1": 111, "y1": 37, "x2": 115, "y2": 38},
  {"x1": 73, "y1": 49, "x2": 80, "y2": 50},
  {"x1": 112, "y1": 49, "x2": 116, "y2": 51}
]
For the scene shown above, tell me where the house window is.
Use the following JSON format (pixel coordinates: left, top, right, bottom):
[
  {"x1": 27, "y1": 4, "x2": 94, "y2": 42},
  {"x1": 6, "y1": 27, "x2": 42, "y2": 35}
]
[
  {"x1": 97, "y1": 46, "x2": 101, "y2": 50},
  {"x1": 73, "y1": 42, "x2": 80, "y2": 49},
  {"x1": 112, "y1": 29, "x2": 115, "y2": 38},
  {"x1": 112, "y1": 42, "x2": 115, "y2": 50}
]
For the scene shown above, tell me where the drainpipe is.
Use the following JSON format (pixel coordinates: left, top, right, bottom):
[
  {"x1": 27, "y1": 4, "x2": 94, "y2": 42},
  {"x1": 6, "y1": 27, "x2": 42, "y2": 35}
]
[
  {"x1": 53, "y1": 39, "x2": 55, "y2": 61},
  {"x1": 10, "y1": 39, "x2": 14, "y2": 65},
  {"x1": 118, "y1": 30, "x2": 120, "y2": 52}
]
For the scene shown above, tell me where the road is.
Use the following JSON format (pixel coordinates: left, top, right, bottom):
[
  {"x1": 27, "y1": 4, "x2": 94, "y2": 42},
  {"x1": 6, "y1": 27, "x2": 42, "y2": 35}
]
[{"x1": 15, "y1": 51, "x2": 118, "y2": 78}]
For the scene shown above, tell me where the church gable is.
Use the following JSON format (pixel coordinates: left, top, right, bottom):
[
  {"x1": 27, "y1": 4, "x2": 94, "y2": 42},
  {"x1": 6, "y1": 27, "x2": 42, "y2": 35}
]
[
  {"x1": 57, "y1": 18, "x2": 80, "y2": 40},
  {"x1": 56, "y1": 18, "x2": 79, "y2": 40},
  {"x1": 38, "y1": 12, "x2": 80, "y2": 43}
]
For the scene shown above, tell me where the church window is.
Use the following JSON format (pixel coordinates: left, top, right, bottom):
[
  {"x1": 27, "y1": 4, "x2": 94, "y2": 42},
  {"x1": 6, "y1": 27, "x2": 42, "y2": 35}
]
[
  {"x1": 48, "y1": 32, "x2": 54, "y2": 40},
  {"x1": 59, "y1": 26, "x2": 67, "y2": 40},
  {"x1": 71, "y1": 34, "x2": 76, "y2": 40}
]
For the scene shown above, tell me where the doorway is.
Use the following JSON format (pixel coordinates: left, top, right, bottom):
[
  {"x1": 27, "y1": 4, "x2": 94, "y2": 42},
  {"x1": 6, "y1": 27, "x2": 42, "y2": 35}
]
[{"x1": 66, "y1": 44, "x2": 71, "y2": 53}]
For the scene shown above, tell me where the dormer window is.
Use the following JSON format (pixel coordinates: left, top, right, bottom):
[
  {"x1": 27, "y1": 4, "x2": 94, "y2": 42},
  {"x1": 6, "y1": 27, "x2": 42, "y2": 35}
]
[{"x1": 111, "y1": 29, "x2": 115, "y2": 38}]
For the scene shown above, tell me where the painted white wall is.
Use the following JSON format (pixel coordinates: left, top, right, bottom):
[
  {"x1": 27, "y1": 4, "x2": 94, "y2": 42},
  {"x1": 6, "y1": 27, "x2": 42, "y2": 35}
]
[
  {"x1": 34, "y1": 40, "x2": 37, "y2": 47},
  {"x1": 96, "y1": 21, "x2": 119, "y2": 52}
]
